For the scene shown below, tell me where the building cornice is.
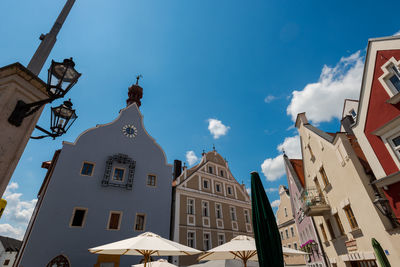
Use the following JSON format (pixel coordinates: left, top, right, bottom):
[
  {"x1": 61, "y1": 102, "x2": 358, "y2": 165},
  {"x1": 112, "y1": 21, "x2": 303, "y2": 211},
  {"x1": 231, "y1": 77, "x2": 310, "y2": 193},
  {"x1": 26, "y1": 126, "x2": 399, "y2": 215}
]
[
  {"x1": 176, "y1": 187, "x2": 251, "y2": 208},
  {"x1": 278, "y1": 218, "x2": 295, "y2": 228}
]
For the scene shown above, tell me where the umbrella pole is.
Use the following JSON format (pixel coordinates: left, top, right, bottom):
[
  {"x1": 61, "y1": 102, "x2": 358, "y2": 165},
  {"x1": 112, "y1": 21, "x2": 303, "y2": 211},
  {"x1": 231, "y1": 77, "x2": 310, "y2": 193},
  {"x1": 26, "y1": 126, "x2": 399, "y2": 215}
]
[{"x1": 243, "y1": 259, "x2": 247, "y2": 267}]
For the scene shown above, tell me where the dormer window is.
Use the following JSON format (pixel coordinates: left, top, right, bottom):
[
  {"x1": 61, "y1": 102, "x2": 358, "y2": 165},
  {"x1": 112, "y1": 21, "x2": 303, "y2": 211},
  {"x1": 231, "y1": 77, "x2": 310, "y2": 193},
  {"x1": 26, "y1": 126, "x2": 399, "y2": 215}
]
[
  {"x1": 389, "y1": 134, "x2": 400, "y2": 159},
  {"x1": 349, "y1": 109, "x2": 357, "y2": 119},
  {"x1": 379, "y1": 57, "x2": 400, "y2": 104},
  {"x1": 389, "y1": 65, "x2": 400, "y2": 92}
]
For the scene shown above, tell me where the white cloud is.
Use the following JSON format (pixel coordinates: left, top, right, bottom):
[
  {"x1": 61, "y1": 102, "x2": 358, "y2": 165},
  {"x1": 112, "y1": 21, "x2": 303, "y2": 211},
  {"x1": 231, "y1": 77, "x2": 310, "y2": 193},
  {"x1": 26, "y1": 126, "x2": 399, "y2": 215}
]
[
  {"x1": 264, "y1": 95, "x2": 276, "y2": 103},
  {"x1": 1, "y1": 182, "x2": 37, "y2": 240},
  {"x1": 207, "y1": 119, "x2": 230, "y2": 139},
  {"x1": 0, "y1": 224, "x2": 24, "y2": 239},
  {"x1": 265, "y1": 187, "x2": 278, "y2": 193},
  {"x1": 394, "y1": 30, "x2": 400, "y2": 36},
  {"x1": 186, "y1": 150, "x2": 199, "y2": 166},
  {"x1": 261, "y1": 135, "x2": 301, "y2": 181},
  {"x1": 271, "y1": 199, "x2": 281, "y2": 208},
  {"x1": 287, "y1": 51, "x2": 364, "y2": 123}
]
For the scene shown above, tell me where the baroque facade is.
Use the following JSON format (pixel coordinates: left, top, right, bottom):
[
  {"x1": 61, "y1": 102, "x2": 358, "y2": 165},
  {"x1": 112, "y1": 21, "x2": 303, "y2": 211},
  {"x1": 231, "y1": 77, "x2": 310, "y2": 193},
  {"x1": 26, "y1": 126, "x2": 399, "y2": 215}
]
[
  {"x1": 15, "y1": 83, "x2": 173, "y2": 267},
  {"x1": 283, "y1": 155, "x2": 327, "y2": 267},
  {"x1": 295, "y1": 112, "x2": 400, "y2": 266},
  {"x1": 171, "y1": 150, "x2": 252, "y2": 266},
  {"x1": 276, "y1": 185, "x2": 307, "y2": 267}
]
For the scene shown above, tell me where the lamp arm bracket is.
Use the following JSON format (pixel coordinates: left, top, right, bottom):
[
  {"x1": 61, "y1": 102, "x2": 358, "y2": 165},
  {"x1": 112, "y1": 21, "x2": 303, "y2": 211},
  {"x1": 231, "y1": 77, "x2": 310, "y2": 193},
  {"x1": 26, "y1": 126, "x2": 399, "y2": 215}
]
[
  {"x1": 8, "y1": 97, "x2": 56, "y2": 127},
  {"x1": 30, "y1": 125, "x2": 58, "y2": 140}
]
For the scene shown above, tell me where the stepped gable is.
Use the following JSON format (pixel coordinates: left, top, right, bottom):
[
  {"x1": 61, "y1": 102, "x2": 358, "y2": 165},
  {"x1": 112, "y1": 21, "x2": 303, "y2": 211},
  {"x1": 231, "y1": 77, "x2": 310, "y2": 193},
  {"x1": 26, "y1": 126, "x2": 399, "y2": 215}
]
[{"x1": 205, "y1": 150, "x2": 226, "y2": 166}]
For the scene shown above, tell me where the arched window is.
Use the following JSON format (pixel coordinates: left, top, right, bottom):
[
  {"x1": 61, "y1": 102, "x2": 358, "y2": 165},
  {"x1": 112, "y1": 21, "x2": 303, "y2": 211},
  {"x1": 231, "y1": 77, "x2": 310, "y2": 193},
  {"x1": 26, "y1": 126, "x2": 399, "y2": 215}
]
[{"x1": 46, "y1": 255, "x2": 70, "y2": 267}]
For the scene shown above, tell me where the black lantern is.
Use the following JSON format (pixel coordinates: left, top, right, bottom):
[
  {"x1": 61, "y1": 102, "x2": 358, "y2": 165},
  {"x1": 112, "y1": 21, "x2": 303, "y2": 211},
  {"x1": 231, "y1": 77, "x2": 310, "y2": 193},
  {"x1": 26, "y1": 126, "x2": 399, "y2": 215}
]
[
  {"x1": 50, "y1": 99, "x2": 77, "y2": 135},
  {"x1": 32, "y1": 99, "x2": 77, "y2": 139},
  {"x1": 8, "y1": 58, "x2": 80, "y2": 129},
  {"x1": 373, "y1": 192, "x2": 390, "y2": 216},
  {"x1": 47, "y1": 58, "x2": 81, "y2": 98},
  {"x1": 373, "y1": 192, "x2": 400, "y2": 226}
]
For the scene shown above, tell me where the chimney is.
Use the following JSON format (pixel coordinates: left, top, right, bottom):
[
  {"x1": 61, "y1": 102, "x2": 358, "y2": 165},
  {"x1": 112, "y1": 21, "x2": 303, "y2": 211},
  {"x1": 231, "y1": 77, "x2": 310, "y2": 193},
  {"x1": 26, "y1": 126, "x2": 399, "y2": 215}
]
[
  {"x1": 341, "y1": 115, "x2": 355, "y2": 135},
  {"x1": 127, "y1": 75, "x2": 143, "y2": 107},
  {"x1": 173, "y1": 160, "x2": 182, "y2": 180}
]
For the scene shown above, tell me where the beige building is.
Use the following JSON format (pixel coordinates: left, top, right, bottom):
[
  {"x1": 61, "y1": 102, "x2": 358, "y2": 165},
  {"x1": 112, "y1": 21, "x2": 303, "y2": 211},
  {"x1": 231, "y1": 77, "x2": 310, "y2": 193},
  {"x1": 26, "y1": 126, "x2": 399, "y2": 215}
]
[
  {"x1": 296, "y1": 113, "x2": 400, "y2": 267},
  {"x1": 171, "y1": 150, "x2": 252, "y2": 266},
  {"x1": 276, "y1": 185, "x2": 307, "y2": 267}
]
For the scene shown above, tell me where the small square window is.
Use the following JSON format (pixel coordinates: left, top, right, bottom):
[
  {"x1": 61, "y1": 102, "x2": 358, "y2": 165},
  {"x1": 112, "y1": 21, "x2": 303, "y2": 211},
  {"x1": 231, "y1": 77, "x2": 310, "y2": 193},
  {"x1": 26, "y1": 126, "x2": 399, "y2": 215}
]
[
  {"x1": 4, "y1": 259, "x2": 10, "y2": 265},
  {"x1": 147, "y1": 175, "x2": 156, "y2": 187},
  {"x1": 81, "y1": 162, "x2": 94, "y2": 176},
  {"x1": 392, "y1": 135, "x2": 400, "y2": 147},
  {"x1": 112, "y1": 168, "x2": 125, "y2": 181},
  {"x1": 108, "y1": 212, "x2": 122, "y2": 230},
  {"x1": 135, "y1": 214, "x2": 146, "y2": 231},
  {"x1": 70, "y1": 208, "x2": 87, "y2": 227}
]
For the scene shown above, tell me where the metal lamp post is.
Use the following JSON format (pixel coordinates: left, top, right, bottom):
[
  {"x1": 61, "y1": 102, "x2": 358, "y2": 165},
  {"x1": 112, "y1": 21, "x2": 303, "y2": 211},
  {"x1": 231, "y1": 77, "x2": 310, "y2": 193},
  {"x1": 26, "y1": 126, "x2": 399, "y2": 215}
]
[
  {"x1": 0, "y1": 0, "x2": 78, "y2": 197},
  {"x1": 373, "y1": 192, "x2": 400, "y2": 226}
]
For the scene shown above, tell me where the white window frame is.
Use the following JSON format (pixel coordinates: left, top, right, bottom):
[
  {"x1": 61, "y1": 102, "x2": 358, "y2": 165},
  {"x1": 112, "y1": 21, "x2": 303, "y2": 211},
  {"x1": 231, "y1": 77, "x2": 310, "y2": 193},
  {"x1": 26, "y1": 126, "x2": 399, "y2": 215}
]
[
  {"x1": 202, "y1": 201, "x2": 210, "y2": 217},
  {"x1": 203, "y1": 232, "x2": 211, "y2": 251},
  {"x1": 215, "y1": 182, "x2": 222, "y2": 193},
  {"x1": 217, "y1": 233, "x2": 225, "y2": 245},
  {"x1": 69, "y1": 207, "x2": 88, "y2": 228},
  {"x1": 134, "y1": 213, "x2": 146, "y2": 232},
  {"x1": 227, "y1": 185, "x2": 233, "y2": 195},
  {"x1": 379, "y1": 57, "x2": 400, "y2": 103},
  {"x1": 187, "y1": 198, "x2": 195, "y2": 215},
  {"x1": 106, "y1": 211, "x2": 122, "y2": 230},
  {"x1": 379, "y1": 123, "x2": 400, "y2": 169},
  {"x1": 203, "y1": 178, "x2": 210, "y2": 189},
  {"x1": 244, "y1": 209, "x2": 250, "y2": 224},
  {"x1": 187, "y1": 231, "x2": 196, "y2": 248},
  {"x1": 215, "y1": 203, "x2": 223, "y2": 219},
  {"x1": 230, "y1": 206, "x2": 237, "y2": 221}
]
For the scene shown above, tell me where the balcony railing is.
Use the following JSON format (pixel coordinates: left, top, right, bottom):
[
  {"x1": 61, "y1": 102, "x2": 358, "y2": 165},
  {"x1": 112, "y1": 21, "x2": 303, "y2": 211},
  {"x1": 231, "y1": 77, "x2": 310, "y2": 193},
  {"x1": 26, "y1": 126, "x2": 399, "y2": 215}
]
[{"x1": 302, "y1": 187, "x2": 331, "y2": 216}]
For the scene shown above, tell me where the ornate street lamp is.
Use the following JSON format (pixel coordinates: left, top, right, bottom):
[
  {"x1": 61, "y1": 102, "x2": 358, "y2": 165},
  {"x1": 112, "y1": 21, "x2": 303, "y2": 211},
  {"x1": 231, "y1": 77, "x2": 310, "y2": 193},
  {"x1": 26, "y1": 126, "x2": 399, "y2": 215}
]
[
  {"x1": 8, "y1": 58, "x2": 80, "y2": 138},
  {"x1": 373, "y1": 192, "x2": 400, "y2": 226},
  {"x1": 32, "y1": 99, "x2": 77, "y2": 139},
  {"x1": 47, "y1": 58, "x2": 81, "y2": 98}
]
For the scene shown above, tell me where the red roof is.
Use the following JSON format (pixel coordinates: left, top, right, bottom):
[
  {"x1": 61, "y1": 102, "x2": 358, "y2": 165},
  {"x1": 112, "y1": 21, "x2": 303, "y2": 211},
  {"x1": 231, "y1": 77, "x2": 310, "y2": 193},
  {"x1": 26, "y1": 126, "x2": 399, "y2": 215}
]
[{"x1": 289, "y1": 159, "x2": 305, "y2": 188}]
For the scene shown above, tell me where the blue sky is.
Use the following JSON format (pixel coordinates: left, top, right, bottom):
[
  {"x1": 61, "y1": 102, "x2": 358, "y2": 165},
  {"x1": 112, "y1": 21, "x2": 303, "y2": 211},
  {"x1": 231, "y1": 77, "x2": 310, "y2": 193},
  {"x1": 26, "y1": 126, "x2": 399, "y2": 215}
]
[{"x1": 1, "y1": 0, "x2": 400, "y2": 239}]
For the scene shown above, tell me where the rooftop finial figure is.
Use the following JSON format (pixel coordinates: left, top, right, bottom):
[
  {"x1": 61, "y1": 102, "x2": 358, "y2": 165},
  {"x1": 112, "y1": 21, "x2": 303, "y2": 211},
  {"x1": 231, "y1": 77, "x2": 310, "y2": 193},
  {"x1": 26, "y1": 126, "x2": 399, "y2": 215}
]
[
  {"x1": 127, "y1": 74, "x2": 143, "y2": 107},
  {"x1": 213, "y1": 144, "x2": 216, "y2": 151},
  {"x1": 136, "y1": 74, "x2": 143, "y2": 85}
]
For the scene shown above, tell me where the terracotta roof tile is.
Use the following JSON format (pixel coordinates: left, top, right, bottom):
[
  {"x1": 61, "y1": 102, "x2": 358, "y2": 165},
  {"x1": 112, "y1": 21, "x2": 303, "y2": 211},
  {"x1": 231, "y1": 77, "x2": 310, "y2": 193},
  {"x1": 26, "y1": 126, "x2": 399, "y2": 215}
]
[{"x1": 289, "y1": 159, "x2": 305, "y2": 188}]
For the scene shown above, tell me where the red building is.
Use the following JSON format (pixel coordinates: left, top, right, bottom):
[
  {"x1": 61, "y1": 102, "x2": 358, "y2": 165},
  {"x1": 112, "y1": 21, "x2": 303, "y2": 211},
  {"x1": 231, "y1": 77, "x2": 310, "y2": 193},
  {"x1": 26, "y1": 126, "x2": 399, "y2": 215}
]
[{"x1": 352, "y1": 35, "x2": 400, "y2": 226}]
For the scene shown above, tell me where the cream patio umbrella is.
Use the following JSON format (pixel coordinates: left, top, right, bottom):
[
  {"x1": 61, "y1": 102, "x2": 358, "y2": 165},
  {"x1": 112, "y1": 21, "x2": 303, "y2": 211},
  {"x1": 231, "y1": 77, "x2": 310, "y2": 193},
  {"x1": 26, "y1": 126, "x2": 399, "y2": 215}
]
[
  {"x1": 132, "y1": 259, "x2": 178, "y2": 267},
  {"x1": 89, "y1": 232, "x2": 201, "y2": 267},
  {"x1": 198, "y1": 235, "x2": 308, "y2": 267},
  {"x1": 282, "y1": 246, "x2": 309, "y2": 256}
]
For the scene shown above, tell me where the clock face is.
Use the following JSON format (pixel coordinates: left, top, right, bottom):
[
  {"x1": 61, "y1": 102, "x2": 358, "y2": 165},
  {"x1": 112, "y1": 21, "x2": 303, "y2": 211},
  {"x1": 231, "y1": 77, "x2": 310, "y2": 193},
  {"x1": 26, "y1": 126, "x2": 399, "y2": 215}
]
[{"x1": 122, "y1": 124, "x2": 138, "y2": 138}]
